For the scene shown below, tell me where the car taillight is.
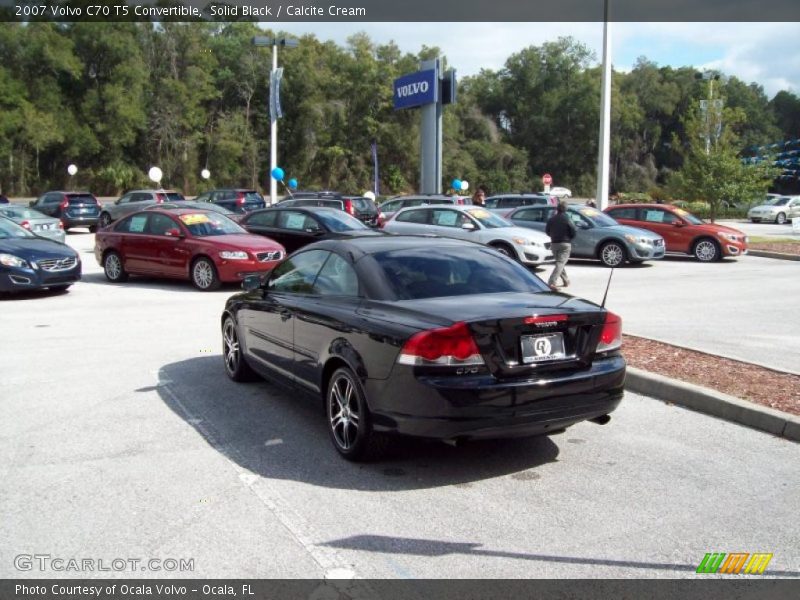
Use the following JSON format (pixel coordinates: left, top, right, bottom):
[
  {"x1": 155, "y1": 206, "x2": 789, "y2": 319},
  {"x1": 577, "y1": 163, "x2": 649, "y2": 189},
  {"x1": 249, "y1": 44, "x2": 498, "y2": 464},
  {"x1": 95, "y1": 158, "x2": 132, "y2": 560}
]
[
  {"x1": 156, "y1": 193, "x2": 166, "y2": 203},
  {"x1": 60, "y1": 197, "x2": 69, "y2": 209},
  {"x1": 237, "y1": 193, "x2": 246, "y2": 206},
  {"x1": 344, "y1": 198, "x2": 354, "y2": 215},
  {"x1": 398, "y1": 322, "x2": 484, "y2": 366},
  {"x1": 21, "y1": 220, "x2": 31, "y2": 230},
  {"x1": 57, "y1": 221, "x2": 64, "y2": 229},
  {"x1": 597, "y1": 311, "x2": 622, "y2": 352},
  {"x1": 377, "y1": 212, "x2": 385, "y2": 227}
]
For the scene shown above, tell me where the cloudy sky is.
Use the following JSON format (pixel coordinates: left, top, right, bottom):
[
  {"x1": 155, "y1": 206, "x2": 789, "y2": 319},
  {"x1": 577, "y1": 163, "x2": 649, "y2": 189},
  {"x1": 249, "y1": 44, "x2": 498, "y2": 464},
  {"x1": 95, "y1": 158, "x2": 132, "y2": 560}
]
[{"x1": 261, "y1": 22, "x2": 799, "y2": 98}]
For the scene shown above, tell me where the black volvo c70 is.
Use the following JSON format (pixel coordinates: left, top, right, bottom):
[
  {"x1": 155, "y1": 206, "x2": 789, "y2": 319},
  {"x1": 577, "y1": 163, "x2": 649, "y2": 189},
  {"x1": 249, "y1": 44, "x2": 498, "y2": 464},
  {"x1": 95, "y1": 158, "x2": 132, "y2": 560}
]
[{"x1": 221, "y1": 236, "x2": 625, "y2": 460}]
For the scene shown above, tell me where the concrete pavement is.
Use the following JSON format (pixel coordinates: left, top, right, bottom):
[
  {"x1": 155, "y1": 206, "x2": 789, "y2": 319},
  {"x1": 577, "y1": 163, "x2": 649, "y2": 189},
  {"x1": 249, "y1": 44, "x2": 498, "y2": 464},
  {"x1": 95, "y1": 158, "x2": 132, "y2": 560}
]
[{"x1": 1, "y1": 231, "x2": 798, "y2": 579}]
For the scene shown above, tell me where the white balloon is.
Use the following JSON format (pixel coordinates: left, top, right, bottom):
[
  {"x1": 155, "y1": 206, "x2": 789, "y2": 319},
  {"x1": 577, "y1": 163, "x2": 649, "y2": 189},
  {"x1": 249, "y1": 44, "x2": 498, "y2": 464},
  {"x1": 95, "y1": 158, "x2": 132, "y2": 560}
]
[
  {"x1": 67, "y1": 164, "x2": 78, "y2": 176},
  {"x1": 201, "y1": 169, "x2": 211, "y2": 180},
  {"x1": 148, "y1": 167, "x2": 163, "y2": 183},
  {"x1": 460, "y1": 180, "x2": 469, "y2": 191},
  {"x1": 363, "y1": 191, "x2": 376, "y2": 201}
]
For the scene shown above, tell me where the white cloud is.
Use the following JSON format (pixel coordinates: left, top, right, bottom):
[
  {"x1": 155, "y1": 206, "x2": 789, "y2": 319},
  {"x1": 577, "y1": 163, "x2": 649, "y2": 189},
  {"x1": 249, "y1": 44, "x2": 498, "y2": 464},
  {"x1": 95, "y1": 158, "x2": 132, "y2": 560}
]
[{"x1": 262, "y1": 22, "x2": 799, "y2": 97}]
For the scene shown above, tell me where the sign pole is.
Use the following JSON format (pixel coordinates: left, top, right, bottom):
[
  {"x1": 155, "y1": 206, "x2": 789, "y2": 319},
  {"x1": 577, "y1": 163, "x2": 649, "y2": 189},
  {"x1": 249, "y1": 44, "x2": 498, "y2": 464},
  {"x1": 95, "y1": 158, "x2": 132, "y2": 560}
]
[{"x1": 419, "y1": 58, "x2": 441, "y2": 194}]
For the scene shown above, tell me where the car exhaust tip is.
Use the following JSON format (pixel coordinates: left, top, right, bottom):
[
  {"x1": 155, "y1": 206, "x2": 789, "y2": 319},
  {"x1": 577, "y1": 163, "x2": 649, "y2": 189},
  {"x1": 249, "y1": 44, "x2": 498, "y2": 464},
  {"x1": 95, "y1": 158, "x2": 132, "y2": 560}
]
[{"x1": 590, "y1": 414, "x2": 611, "y2": 425}]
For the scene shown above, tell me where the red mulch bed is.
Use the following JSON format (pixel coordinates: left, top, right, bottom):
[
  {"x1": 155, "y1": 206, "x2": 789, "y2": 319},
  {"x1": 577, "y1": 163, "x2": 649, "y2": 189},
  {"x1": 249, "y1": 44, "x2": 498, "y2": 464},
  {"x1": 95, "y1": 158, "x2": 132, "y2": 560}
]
[
  {"x1": 623, "y1": 335, "x2": 800, "y2": 416},
  {"x1": 748, "y1": 241, "x2": 800, "y2": 255}
]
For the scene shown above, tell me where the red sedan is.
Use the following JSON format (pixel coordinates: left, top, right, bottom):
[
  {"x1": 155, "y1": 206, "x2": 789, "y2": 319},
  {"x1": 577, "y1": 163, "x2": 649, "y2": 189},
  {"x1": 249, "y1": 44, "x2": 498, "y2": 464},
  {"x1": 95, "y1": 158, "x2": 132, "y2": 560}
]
[
  {"x1": 604, "y1": 203, "x2": 748, "y2": 262},
  {"x1": 94, "y1": 208, "x2": 285, "y2": 290}
]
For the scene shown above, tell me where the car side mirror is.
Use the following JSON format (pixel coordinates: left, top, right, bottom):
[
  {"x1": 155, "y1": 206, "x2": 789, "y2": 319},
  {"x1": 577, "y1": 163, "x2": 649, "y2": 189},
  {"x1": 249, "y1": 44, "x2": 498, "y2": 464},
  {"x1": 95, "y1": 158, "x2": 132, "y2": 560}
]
[
  {"x1": 576, "y1": 221, "x2": 590, "y2": 229},
  {"x1": 165, "y1": 228, "x2": 184, "y2": 238},
  {"x1": 461, "y1": 222, "x2": 477, "y2": 231},
  {"x1": 673, "y1": 221, "x2": 684, "y2": 227},
  {"x1": 242, "y1": 274, "x2": 262, "y2": 292},
  {"x1": 29, "y1": 201, "x2": 35, "y2": 207}
]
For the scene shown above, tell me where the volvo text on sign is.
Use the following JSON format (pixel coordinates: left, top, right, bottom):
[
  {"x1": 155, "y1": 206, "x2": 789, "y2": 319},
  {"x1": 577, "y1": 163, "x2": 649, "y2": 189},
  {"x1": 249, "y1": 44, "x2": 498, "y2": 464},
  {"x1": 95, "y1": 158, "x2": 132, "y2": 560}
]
[{"x1": 393, "y1": 69, "x2": 437, "y2": 110}]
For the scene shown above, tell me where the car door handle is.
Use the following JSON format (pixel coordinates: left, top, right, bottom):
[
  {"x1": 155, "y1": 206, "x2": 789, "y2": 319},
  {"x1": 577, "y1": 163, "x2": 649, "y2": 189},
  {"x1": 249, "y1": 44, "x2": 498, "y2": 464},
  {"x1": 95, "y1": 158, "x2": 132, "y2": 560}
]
[{"x1": 279, "y1": 309, "x2": 292, "y2": 322}]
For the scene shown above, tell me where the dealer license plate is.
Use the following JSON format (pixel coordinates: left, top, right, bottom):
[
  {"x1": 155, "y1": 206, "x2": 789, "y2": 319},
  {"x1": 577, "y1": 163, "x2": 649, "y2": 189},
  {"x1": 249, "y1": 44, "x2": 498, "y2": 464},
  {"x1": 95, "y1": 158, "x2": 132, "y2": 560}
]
[{"x1": 521, "y1": 333, "x2": 566, "y2": 364}]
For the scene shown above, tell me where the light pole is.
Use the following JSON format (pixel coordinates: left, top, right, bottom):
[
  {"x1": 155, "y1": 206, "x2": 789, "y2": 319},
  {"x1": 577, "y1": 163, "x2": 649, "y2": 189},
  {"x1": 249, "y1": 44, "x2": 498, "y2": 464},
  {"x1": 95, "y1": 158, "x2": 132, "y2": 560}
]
[
  {"x1": 252, "y1": 36, "x2": 299, "y2": 205},
  {"x1": 595, "y1": 0, "x2": 612, "y2": 210}
]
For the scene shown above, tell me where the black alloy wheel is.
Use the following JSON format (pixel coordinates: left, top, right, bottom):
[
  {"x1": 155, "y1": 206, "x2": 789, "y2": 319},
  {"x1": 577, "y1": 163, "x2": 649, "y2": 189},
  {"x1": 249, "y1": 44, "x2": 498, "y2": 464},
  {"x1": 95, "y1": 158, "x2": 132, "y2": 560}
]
[
  {"x1": 222, "y1": 317, "x2": 257, "y2": 381},
  {"x1": 326, "y1": 367, "x2": 387, "y2": 461}
]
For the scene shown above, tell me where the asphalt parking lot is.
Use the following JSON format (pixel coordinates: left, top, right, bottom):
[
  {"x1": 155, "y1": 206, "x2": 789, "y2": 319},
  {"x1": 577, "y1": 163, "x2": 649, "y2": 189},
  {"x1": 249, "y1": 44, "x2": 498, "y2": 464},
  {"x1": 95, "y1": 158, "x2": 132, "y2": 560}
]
[{"x1": 1, "y1": 230, "x2": 798, "y2": 579}]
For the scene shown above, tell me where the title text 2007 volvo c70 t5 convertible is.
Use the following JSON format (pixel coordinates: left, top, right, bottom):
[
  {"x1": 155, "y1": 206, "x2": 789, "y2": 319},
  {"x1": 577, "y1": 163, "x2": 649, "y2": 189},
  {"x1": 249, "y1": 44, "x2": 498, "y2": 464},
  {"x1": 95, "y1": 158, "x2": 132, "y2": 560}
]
[{"x1": 221, "y1": 236, "x2": 625, "y2": 460}]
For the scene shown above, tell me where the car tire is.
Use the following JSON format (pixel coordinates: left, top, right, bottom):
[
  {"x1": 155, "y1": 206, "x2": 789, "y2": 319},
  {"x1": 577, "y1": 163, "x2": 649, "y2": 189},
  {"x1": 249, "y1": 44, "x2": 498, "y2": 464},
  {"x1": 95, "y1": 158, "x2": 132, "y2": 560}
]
[
  {"x1": 103, "y1": 251, "x2": 128, "y2": 282},
  {"x1": 599, "y1": 241, "x2": 626, "y2": 267},
  {"x1": 89, "y1": 226, "x2": 97, "y2": 233},
  {"x1": 191, "y1": 257, "x2": 221, "y2": 291},
  {"x1": 326, "y1": 366, "x2": 388, "y2": 462},
  {"x1": 490, "y1": 243, "x2": 517, "y2": 260},
  {"x1": 98, "y1": 213, "x2": 111, "y2": 228},
  {"x1": 693, "y1": 238, "x2": 721, "y2": 262},
  {"x1": 222, "y1": 317, "x2": 258, "y2": 382},
  {"x1": 776, "y1": 212, "x2": 787, "y2": 225}
]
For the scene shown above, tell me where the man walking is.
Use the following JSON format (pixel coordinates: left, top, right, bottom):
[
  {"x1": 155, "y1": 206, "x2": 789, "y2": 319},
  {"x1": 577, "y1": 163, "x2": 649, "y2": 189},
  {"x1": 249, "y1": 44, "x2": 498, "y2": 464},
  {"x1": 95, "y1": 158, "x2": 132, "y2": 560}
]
[{"x1": 545, "y1": 201, "x2": 576, "y2": 290}]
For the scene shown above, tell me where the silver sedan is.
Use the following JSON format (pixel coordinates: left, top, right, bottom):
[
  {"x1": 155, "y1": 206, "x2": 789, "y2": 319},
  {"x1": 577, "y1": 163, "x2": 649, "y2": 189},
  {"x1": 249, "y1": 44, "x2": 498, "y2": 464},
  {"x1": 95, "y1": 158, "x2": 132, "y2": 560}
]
[{"x1": 0, "y1": 205, "x2": 66, "y2": 243}]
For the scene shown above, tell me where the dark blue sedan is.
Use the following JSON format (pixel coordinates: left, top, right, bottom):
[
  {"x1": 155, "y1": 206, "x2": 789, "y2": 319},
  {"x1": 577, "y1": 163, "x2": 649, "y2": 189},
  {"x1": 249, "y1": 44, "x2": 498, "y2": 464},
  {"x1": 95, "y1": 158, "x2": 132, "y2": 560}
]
[{"x1": 0, "y1": 217, "x2": 81, "y2": 293}]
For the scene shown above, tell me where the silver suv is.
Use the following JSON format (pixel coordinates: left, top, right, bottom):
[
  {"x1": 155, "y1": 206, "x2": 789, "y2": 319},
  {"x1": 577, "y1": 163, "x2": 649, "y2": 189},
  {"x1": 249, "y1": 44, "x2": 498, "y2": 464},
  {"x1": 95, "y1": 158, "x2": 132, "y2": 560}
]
[{"x1": 98, "y1": 190, "x2": 185, "y2": 228}]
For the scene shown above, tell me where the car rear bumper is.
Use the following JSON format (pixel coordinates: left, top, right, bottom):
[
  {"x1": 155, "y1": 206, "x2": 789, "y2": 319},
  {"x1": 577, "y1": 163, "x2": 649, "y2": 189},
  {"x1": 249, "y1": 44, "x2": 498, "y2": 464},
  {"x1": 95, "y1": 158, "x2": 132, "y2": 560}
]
[
  {"x1": 366, "y1": 355, "x2": 625, "y2": 440},
  {"x1": 0, "y1": 263, "x2": 81, "y2": 292},
  {"x1": 62, "y1": 215, "x2": 99, "y2": 228}
]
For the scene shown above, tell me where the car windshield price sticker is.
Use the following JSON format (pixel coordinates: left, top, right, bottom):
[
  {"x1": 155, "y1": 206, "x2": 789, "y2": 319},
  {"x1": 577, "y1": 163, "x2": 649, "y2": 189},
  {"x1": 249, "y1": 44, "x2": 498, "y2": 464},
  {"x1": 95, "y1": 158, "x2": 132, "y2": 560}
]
[{"x1": 521, "y1": 333, "x2": 566, "y2": 363}]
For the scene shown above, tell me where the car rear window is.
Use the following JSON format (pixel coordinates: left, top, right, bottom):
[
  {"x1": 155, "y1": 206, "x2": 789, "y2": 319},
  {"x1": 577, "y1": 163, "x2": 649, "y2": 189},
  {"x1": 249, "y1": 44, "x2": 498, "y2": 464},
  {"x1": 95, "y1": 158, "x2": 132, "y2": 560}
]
[
  {"x1": 315, "y1": 210, "x2": 369, "y2": 232},
  {"x1": 372, "y1": 247, "x2": 547, "y2": 300},
  {"x1": 66, "y1": 194, "x2": 98, "y2": 205},
  {"x1": 349, "y1": 198, "x2": 376, "y2": 212},
  {"x1": 243, "y1": 191, "x2": 263, "y2": 203},
  {"x1": 166, "y1": 192, "x2": 185, "y2": 202}
]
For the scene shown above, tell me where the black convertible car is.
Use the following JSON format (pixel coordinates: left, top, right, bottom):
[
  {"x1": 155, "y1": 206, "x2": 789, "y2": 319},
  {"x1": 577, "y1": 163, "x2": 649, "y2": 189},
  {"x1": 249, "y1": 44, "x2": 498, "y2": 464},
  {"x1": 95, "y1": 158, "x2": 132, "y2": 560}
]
[
  {"x1": 0, "y1": 216, "x2": 81, "y2": 293},
  {"x1": 221, "y1": 236, "x2": 625, "y2": 460}
]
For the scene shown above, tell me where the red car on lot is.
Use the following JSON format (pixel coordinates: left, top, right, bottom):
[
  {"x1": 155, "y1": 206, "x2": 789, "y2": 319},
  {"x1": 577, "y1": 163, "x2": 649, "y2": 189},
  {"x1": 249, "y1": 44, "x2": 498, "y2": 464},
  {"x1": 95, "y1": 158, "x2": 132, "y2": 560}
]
[
  {"x1": 603, "y1": 203, "x2": 748, "y2": 262},
  {"x1": 94, "y1": 209, "x2": 285, "y2": 290}
]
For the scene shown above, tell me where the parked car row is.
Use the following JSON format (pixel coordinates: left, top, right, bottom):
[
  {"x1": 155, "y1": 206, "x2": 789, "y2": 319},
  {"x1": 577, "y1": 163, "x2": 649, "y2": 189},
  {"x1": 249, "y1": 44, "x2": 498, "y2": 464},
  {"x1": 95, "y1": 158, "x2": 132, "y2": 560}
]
[{"x1": 746, "y1": 195, "x2": 800, "y2": 224}]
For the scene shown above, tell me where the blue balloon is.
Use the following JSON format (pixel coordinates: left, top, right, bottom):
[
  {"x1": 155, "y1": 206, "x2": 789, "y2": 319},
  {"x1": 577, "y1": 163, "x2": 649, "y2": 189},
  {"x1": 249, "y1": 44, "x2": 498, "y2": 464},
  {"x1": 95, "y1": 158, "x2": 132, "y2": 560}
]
[
  {"x1": 288, "y1": 178, "x2": 298, "y2": 189},
  {"x1": 271, "y1": 167, "x2": 285, "y2": 181},
  {"x1": 451, "y1": 178, "x2": 462, "y2": 191}
]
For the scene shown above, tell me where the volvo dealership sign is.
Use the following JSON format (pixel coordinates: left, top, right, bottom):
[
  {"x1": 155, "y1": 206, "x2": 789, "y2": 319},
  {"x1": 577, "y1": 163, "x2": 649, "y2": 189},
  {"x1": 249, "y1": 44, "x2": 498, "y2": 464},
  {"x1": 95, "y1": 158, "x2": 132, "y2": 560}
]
[{"x1": 393, "y1": 69, "x2": 437, "y2": 110}]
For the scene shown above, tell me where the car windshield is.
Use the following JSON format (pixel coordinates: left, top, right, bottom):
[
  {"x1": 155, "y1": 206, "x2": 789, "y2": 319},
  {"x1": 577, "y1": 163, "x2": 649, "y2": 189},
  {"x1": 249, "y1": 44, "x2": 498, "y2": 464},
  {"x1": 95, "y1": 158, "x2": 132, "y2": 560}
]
[
  {"x1": 166, "y1": 192, "x2": 185, "y2": 202},
  {"x1": 315, "y1": 210, "x2": 369, "y2": 232},
  {"x1": 0, "y1": 217, "x2": 36, "y2": 239},
  {"x1": 178, "y1": 213, "x2": 245, "y2": 236},
  {"x1": 574, "y1": 206, "x2": 618, "y2": 227},
  {"x1": 464, "y1": 207, "x2": 512, "y2": 229},
  {"x1": 772, "y1": 197, "x2": 791, "y2": 206},
  {"x1": 672, "y1": 208, "x2": 704, "y2": 225},
  {"x1": 373, "y1": 246, "x2": 548, "y2": 300},
  {"x1": 0, "y1": 207, "x2": 41, "y2": 219}
]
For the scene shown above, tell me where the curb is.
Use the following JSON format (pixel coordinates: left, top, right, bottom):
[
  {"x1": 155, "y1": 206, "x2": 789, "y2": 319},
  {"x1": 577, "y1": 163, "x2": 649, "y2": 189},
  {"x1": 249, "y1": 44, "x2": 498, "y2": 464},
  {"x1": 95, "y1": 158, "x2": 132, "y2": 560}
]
[
  {"x1": 748, "y1": 249, "x2": 800, "y2": 261},
  {"x1": 625, "y1": 366, "x2": 800, "y2": 443}
]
